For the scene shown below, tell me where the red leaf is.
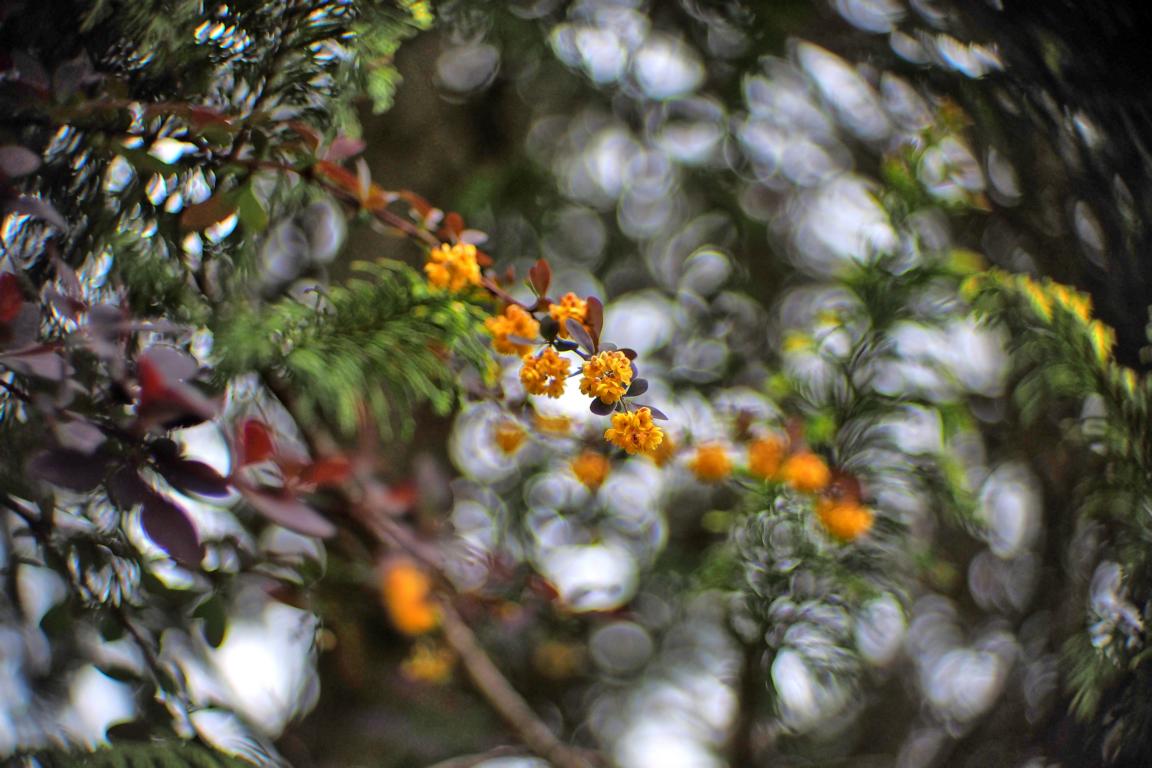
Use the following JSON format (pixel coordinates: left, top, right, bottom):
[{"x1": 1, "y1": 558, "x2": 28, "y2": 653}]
[
  {"x1": 300, "y1": 456, "x2": 352, "y2": 488},
  {"x1": 441, "y1": 211, "x2": 464, "y2": 240},
  {"x1": 0, "y1": 273, "x2": 23, "y2": 323},
  {"x1": 527, "y1": 259, "x2": 551, "y2": 297},
  {"x1": 179, "y1": 192, "x2": 235, "y2": 232},
  {"x1": 142, "y1": 492, "x2": 203, "y2": 566},
  {"x1": 136, "y1": 356, "x2": 169, "y2": 405},
  {"x1": 238, "y1": 420, "x2": 275, "y2": 465},
  {"x1": 240, "y1": 487, "x2": 336, "y2": 538},
  {"x1": 585, "y1": 296, "x2": 604, "y2": 347}
]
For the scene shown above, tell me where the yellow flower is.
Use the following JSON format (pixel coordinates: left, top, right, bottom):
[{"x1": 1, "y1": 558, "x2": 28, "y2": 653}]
[
  {"x1": 425, "y1": 242, "x2": 481, "y2": 292},
  {"x1": 534, "y1": 413, "x2": 572, "y2": 435},
  {"x1": 520, "y1": 347, "x2": 570, "y2": 398},
  {"x1": 549, "y1": 292, "x2": 588, "y2": 339},
  {"x1": 747, "y1": 436, "x2": 786, "y2": 480},
  {"x1": 579, "y1": 350, "x2": 633, "y2": 404},
  {"x1": 401, "y1": 641, "x2": 455, "y2": 684},
  {"x1": 494, "y1": 420, "x2": 527, "y2": 455},
  {"x1": 485, "y1": 305, "x2": 540, "y2": 356},
  {"x1": 1050, "y1": 283, "x2": 1092, "y2": 322},
  {"x1": 815, "y1": 498, "x2": 874, "y2": 542},
  {"x1": 1088, "y1": 320, "x2": 1115, "y2": 363},
  {"x1": 647, "y1": 433, "x2": 677, "y2": 466},
  {"x1": 571, "y1": 450, "x2": 611, "y2": 490},
  {"x1": 780, "y1": 452, "x2": 831, "y2": 494},
  {"x1": 533, "y1": 640, "x2": 585, "y2": 680},
  {"x1": 604, "y1": 407, "x2": 664, "y2": 455},
  {"x1": 380, "y1": 560, "x2": 440, "y2": 636},
  {"x1": 688, "y1": 442, "x2": 732, "y2": 484}
]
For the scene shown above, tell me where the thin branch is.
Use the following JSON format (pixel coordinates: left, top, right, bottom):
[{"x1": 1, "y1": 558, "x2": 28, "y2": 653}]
[{"x1": 438, "y1": 601, "x2": 595, "y2": 768}]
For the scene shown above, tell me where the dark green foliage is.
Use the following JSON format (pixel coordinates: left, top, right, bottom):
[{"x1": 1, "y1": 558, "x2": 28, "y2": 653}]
[{"x1": 27, "y1": 742, "x2": 255, "y2": 768}]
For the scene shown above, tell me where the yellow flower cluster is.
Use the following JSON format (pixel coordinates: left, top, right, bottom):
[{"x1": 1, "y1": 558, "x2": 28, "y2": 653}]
[
  {"x1": 688, "y1": 442, "x2": 732, "y2": 483},
  {"x1": 520, "y1": 347, "x2": 569, "y2": 398},
  {"x1": 486, "y1": 305, "x2": 540, "y2": 356},
  {"x1": 579, "y1": 350, "x2": 632, "y2": 404},
  {"x1": 549, "y1": 292, "x2": 587, "y2": 339},
  {"x1": 604, "y1": 407, "x2": 664, "y2": 455},
  {"x1": 425, "y1": 242, "x2": 481, "y2": 292},
  {"x1": 380, "y1": 561, "x2": 440, "y2": 636}
]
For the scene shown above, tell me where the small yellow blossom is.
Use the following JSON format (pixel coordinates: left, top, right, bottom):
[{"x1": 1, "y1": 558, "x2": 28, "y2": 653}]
[
  {"x1": 747, "y1": 436, "x2": 786, "y2": 480},
  {"x1": 401, "y1": 641, "x2": 455, "y2": 684},
  {"x1": 485, "y1": 305, "x2": 540, "y2": 356},
  {"x1": 549, "y1": 292, "x2": 588, "y2": 339},
  {"x1": 579, "y1": 350, "x2": 633, "y2": 404},
  {"x1": 534, "y1": 413, "x2": 572, "y2": 434},
  {"x1": 520, "y1": 348, "x2": 570, "y2": 398},
  {"x1": 1088, "y1": 320, "x2": 1115, "y2": 363},
  {"x1": 425, "y1": 242, "x2": 482, "y2": 292},
  {"x1": 780, "y1": 452, "x2": 831, "y2": 494},
  {"x1": 571, "y1": 450, "x2": 611, "y2": 490},
  {"x1": 533, "y1": 640, "x2": 585, "y2": 680},
  {"x1": 380, "y1": 560, "x2": 440, "y2": 636},
  {"x1": 494, "y1": 420, "x2": 527, "y2": 455},
  {"x1": 782, "y1": 331, "x2": 811, "y2": 353},
  {"x1": 605, "y1": 407, "x2": 664, "y2": 455},
  {"x1": 647, "y1": 433, "x2": 677, "y2": 466},
  {"x1": 1050, "y1": 283, "x2": 1092, "y2": 322},
  {"x1": 689, "y1": 442, "x2": 732, "y2": 483},
  {"x1": 815, "y1": 498, "x2": 875, "y2": 542}
]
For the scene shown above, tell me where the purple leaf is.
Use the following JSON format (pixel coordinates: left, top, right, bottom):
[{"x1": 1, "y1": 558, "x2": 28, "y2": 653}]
[
  {"x1": 565, "y1": 318, "x2": 596, "y2": 354},
  {"x1": 5, "y1": 196, "x2": 68, "y2": 231},
  {"x1": 54, "y1": 419, "x2": 107, "y2": 454},
  {"x1": 0, "y1": 346, "x2": 72, "y2": 381},
  {"x1": 108, "y1": 467, "x2": 150, "y2": 509},
  {"x1": 28, "y1": 449, "x2": 108, "y2": 492},
  {"x1": 589, "y1": 398, "x2": 616, "y2": 416},
  {"x1": 157, "y1": 458, "x2": 230, "y2": 498},
  {"x1": 140, "y1": 345, "x2": 199, "y2": 383},
  {"x1": 141, "y1": 493, "x2": 202, "y2": 566},
  {"x1": 241, "y1": 487, "x2": 336, "y2": 538},
  {"x1": 634, "y1": 403, "x2": 669, "y2": 420},
  {"x1": 0, "y1": 146, "x2": 41, "y2": 178},
  {"x1": 625, "y1": 378, "x2": 649, "y2": 397}
]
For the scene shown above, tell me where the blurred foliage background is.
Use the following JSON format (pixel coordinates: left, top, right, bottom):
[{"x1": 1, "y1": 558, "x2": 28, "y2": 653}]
[{"x1": 3, "y1": 1, "x2": 1152, "y2": 768}]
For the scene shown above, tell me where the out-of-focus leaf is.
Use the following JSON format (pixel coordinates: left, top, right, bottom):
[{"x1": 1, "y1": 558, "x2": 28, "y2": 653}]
[
  {"x1": 141, "y1": 492, "x2": 202, "y2": 566},
  {"x1": 0, "y1": 273, "x2": 23, "y2": 323},
  {"x1": 158, "y1": 457, "x2": 231, "y2": 498},
  {"x1": 193, "y1": 595, "x2": 228, "y2": 648},
  {"x1": 54, "y1": 418, "x2": 107, "y2": 454},
  {"x1": 300, "y1": 456, "x2": 351, "y2": 488},
  {"x1": 324, "y1": 135, "x2": 366, "y2": 163},
  {"x1": 240, "y1": 487, "x2": 336, "y2": 538},
  {"x1": 4, "y1": 195, "x2": 68, "y2": 230},
  {"x1": 108, "y1": 467, "x2": 150, "y2": 509},
  {"x1": 180, "y1": 191, "x2": 236, "y2": 231},
  {"x1": 237, "y1": 420, "x2": 276, "y2": 465},
  {"x1": 27, "y1": 448, "x2": 109, "y2": 492},
  {"x1": 235, "y1": 186, "x2": 269, "y2": 232},
  {"x1": 0, "y1": 145, "x2": 41, "y2": 178},
  {"x1": 0, "y1": 346, "x2": 72, "y2": 381}
]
